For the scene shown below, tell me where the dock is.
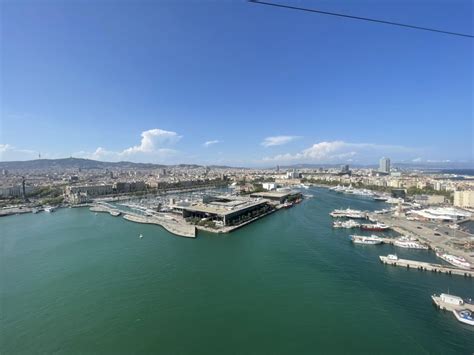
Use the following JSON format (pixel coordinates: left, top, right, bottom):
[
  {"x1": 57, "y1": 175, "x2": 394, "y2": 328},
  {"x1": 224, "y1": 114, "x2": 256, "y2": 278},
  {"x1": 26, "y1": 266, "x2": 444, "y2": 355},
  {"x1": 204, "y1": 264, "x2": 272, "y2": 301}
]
[
  {"x1": 431, "y1": 294, "x2": 474, "y2": 312},
  {"x1": 123, "y1": 213, "x2": 196, "y2": 238},
  {"x1": 379, "y1": 256, "x2": 474, "y2": 278}
]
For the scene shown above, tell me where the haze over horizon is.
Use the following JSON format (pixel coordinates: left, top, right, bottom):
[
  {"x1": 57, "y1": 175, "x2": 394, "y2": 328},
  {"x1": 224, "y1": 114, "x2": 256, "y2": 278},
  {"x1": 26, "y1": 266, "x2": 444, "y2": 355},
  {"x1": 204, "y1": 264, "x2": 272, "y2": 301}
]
[{"x1": 1, "y1": 1, "x2": 473, "y2": 167}]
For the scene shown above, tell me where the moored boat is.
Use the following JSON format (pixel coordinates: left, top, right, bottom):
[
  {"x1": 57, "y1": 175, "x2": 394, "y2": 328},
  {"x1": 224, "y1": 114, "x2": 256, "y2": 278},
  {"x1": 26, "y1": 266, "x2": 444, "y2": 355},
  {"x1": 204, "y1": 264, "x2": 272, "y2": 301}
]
[
  {"x1": 350, "y1": 235, "x2": 383, "y2": 245},
  {"x1": 436, "y1": 252, "x2": 471, "y2": 270},
  {"x1": 453, "y1": 309, "x2": 474, "y2": 326},
  {"x1": 394, "y1": 236, "x2": 429, "y2": 250},
  {"x1": 360, "y1": 222, "x2": 389, "y2": 231}
]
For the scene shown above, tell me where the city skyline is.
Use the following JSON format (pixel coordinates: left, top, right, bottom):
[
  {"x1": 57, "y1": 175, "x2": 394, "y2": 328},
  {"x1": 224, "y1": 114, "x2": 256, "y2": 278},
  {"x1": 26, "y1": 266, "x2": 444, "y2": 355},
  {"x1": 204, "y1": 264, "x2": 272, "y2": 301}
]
[{"x1": 1, "y1": 1, "x2": 473, "y2": 166}]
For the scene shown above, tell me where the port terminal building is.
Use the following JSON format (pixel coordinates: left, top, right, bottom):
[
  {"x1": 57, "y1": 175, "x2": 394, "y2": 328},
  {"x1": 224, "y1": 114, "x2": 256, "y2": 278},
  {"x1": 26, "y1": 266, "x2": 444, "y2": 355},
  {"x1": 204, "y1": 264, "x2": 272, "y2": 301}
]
[
  {"x1": 170, "y1": 195, "x2": 274, "y2": 227},
  {"x1": 249, "y1": 190, "x2": 301, "y2": 204}
]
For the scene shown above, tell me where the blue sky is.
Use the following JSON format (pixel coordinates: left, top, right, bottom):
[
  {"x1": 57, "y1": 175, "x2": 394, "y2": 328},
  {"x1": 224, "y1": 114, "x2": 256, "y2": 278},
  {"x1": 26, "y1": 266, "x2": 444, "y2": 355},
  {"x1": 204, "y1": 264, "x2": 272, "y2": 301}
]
[{"x1": 1, "y1": 0, "x2": 473, "y2": 166}]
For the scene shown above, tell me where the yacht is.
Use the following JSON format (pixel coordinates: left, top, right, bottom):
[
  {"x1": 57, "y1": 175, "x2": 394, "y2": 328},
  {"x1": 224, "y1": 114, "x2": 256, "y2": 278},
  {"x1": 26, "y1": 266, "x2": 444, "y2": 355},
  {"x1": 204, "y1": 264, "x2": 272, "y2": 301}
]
[
  {"x1": 394, "y1": 236, "x2": 429, "y2": 250},
  {"x1": 360, "y1": 222, "x2": 389, "y2": 231},
  {"x1": 330, "y1": 208, "x2": 366, "y2": 219},
  {"x1": 436, "y1": 252, "x2": 471, "y2": 270},
  {"x1": 350, "y1": 235, "x2": 383, "y2": 245},
  {"x1": 453, "y1": 309, "x2": 474, "y2": 326},
  {"x1": 333, "y1": 220, "x2": 360, "y2": 229}
]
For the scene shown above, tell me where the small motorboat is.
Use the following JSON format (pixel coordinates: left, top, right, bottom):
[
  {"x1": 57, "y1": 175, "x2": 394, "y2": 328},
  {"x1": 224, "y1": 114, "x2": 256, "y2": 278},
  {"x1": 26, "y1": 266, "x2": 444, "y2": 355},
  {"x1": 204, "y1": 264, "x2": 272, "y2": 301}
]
[
  {"x1": 453, "y1": 309, "x2": 474, "y2": 326},
  {"x1": 139, "y1": 234, "x2": 143, "y2": 239}
]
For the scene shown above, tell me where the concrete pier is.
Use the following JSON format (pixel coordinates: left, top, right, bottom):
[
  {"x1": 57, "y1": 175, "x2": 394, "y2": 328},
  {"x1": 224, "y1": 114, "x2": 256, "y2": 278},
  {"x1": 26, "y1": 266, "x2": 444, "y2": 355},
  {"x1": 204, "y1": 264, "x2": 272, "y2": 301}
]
[
  {"x1": 379, "y1": 256, "x2": 474, "y2": 278},
  {"x1": 431, "y1": 295, "x2": 474, "y2": 312},
  {"x1": 123, "y1": 213, "x2": 196, "y2": 238}
]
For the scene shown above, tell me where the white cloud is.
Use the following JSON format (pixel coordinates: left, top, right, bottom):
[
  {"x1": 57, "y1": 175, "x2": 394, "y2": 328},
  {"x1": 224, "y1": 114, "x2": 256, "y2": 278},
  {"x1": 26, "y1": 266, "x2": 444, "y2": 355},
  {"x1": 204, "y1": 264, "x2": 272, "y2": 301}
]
[
  {"x1": 0, "y1": 144, "x2": 38, "y2": 161},
  {"x1": 203, "y1": 140, "x2": 220, "y2": 147},
  {"x1": 74, "y1": 128, "x2": 181, "y2": 163},
  {"x1": 122, "y1": 129, "x2": 181, "y2": 155},
  {"x1": 263, "y1": 141, "x2": 417, "y2": 163},
  {"x1": 261, "y1": 135, "x2": 301, "y2": 147}
]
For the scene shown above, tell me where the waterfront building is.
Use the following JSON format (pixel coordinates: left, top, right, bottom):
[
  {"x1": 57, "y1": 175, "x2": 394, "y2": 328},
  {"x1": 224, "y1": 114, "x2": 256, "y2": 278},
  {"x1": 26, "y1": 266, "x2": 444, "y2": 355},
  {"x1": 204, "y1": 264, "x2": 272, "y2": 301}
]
[
  {"x1": 262, "y1": 182, "x2": 277, "y2": 191},
  {"x1": 413, "y1": 194, "x2": 445, "y2": 206},
  {"x1": 171, "y1": 195, "x2": 272, "y2": 227},
  {"x1": 454, "y1": 190, "x2": 474, "y2": 208},
  {"x1": 379, "y1": 157, "x2": 391, "y2": 173}
]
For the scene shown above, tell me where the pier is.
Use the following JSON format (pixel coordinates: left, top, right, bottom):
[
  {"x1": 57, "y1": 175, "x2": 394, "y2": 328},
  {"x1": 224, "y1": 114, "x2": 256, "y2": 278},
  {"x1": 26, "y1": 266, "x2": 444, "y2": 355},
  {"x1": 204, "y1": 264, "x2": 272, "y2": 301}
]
[
  {"x1": 123, "y1": 213, "x2": 196, "y2": 238},
  {"x1": 379, "y1": 256, "x2": 474, "y2": 278}
]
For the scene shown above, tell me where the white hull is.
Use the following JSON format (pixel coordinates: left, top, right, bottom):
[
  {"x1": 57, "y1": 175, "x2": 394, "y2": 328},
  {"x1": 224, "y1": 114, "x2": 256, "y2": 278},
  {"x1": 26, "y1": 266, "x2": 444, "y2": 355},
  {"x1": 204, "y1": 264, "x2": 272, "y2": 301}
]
[{"x1": 453, "y1": 310, "x2": 474, "y2": 326}]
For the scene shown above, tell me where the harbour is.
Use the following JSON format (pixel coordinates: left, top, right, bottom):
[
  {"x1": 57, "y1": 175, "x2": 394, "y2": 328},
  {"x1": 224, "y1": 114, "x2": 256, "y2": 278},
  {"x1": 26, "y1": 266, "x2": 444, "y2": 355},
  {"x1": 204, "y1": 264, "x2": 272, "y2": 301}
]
[{"x1": 1, "y1": 187, "x2": 473, "y2": 354}]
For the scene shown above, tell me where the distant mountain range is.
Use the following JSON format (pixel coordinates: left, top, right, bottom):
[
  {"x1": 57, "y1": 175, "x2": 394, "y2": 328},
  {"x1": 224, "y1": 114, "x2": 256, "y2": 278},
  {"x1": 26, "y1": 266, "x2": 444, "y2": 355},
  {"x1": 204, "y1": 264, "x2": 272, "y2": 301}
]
[{"x1": 0, "y1": 158, "x2": 186, "y2": 170}]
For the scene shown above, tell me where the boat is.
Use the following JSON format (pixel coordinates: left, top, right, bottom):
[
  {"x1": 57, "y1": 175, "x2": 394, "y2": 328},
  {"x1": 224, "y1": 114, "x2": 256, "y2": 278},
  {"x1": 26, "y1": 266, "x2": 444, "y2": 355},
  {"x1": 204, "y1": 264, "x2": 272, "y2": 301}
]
[
  {"x1": 139, "y1": 234, "x2": 143, "y2": 239},
  {"x1": 44, "y1": 206, "x2": 56, "y2": 213},
  {"x1": 387, "y1": 254, "x2": 398, "y2": 261},
  {"x1": 373, "y1": 196, "x2": 388, "y2": 202},
  {"x1": 394, "y1": 236, "x2": 429, "y2": 250},
  {"x1": 360, "y1": 222, "x2": 389, "y2": 231},
  {"x1": 350, "y1": 235, "x2": 383, "y2": 245},
  {"x1": 330, "y1": 208, "x2": 366, "y2": 219},
  {"x1": 283, "y1": 202, "x2": 294, "y2": 209},
  {"x1": 436, "y1": 252, "x2": 471, "y2": 270},
  {"x1": 333, "y1": 220, "x2": 360, "y2": 229},
  {"x1": 31, "y1": 208, "x2": 39, "y2": 214},
  {"x1": 453, "y1": 309, "x2": 474, "y2": 326}
]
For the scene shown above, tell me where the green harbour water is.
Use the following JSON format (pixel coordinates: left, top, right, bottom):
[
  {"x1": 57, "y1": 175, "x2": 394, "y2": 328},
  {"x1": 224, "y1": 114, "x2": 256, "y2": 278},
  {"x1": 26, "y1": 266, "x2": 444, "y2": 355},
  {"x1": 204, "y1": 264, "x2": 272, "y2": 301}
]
[{"x1": 1, "y1": 187, "x2": 473, "y2": 354}]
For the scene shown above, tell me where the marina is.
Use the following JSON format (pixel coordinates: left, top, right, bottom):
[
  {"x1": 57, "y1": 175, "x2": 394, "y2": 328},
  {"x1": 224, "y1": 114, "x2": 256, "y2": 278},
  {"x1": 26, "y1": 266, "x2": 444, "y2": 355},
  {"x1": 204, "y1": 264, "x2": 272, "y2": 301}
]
[{"x1": 2, "y1": 186, "x2": 473, "y2": 354}]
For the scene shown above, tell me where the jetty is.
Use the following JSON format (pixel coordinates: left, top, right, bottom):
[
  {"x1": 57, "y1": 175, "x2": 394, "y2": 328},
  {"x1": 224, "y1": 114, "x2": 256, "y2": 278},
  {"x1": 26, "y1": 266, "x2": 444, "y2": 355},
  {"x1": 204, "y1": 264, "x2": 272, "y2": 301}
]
[
  {"x1": 379, "y1": 255, "x2": 474, "y2": 278},
  {"x1": 431, "y1": 294, "x2": 474, "y2": 312},
  {"x1": 123, "y1": 213, "x2": 196, "y2": 238},
  {"x1": 90, "y1": 204, "x2": 121, "y2": 216}
]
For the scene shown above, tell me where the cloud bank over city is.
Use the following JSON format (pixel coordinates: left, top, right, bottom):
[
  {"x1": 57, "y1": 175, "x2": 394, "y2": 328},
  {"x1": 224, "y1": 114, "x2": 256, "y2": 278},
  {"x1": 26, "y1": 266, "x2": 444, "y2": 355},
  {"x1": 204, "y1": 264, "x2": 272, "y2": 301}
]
[
  {"x1": 1, "y1": 130, "x2": 471, "y2": 167},
  {"x1": 262, "y1": 141, "x2": 419, "y2": 164},
  {"x1": 73, "y1": 128, "x2": 182, "y2": 163}
]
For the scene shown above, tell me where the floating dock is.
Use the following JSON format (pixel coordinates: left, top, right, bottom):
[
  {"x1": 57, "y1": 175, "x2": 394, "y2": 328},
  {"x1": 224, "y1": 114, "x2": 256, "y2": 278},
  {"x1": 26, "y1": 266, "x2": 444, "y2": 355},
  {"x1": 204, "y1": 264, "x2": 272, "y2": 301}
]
[
  {"x1": 379, "y1": 256, "x2": 474, "y2": 278},
  {"x1": 431, "y1": 294, "x2": 474, "y2": 312}
]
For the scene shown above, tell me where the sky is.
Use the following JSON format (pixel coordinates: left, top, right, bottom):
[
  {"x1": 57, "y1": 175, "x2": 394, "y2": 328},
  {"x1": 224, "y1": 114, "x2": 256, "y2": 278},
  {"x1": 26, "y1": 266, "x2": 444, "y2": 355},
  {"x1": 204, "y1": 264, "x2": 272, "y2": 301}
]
[{"x1": 1, "y1": 0, "x2": 473, "y2": 167}]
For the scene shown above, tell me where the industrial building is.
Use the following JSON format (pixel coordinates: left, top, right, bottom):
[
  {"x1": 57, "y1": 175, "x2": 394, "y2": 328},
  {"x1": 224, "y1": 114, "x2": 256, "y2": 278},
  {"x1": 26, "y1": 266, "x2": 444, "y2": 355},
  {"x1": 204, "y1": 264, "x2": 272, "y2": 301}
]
[
  {"x1": 171, "y1": 195, "x2": 273, "y2": 227},
  {"x1": 249, "y1": 190, "x2": 301, "y2": 203}
]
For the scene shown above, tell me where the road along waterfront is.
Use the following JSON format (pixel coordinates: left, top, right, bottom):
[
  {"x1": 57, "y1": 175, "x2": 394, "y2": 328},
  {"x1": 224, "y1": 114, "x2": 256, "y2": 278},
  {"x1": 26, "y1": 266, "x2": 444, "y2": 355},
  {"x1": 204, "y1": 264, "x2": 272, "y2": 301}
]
[{"x1": 1, "y1": 187, "x2": 473, "y2": 354}]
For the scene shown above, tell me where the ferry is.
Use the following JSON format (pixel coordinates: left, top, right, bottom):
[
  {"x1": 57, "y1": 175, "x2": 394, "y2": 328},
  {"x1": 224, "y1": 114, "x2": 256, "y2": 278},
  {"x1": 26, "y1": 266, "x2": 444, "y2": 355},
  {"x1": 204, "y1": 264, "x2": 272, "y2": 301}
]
[
  {"x1": 350, "y1": 235, "x2": 383, "y2": 245},
  {"x1": 453, "y1": 309, "x2": 474, "y2": 326},
  {"x1": 394, "y1": 236, "x2": 429, "y2": 250},
  {"x1": 330, "y1": 208, "x2": 366, "y2": 219},
  {"x1": 333, "y1": 220, "x2": 360, "y2": 229},
  {"x1": 436, "y1": 252, "x2": 472, "y2": 270},
  {"x1": 360, "y1": 222, "x2": 389, "y2": 231}
]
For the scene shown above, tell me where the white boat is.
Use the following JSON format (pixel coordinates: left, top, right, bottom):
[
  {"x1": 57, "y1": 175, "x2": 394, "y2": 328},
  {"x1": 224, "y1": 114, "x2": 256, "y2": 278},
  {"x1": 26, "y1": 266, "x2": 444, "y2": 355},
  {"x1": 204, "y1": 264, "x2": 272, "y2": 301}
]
[
  {"x1": 32, "y1": 208, "x2": 39, "y2": 214},
  {"x1": 394, "y1": 236, "x2": 429, "y2": 250},
  {"x1": 139, "y1": 234, "x2": 143, "y2": 239},
  {"x1": 436, "y1": 252, "x2": 471, "y2": 269},
  {"x1": 360, "y1": 222, "x2": 390, "y2": 231},
  {"x1": 333, "y1": 220, "x2": 361, "y2": 229},
  {"x1": 44, "y1": 206, "x2": 56, "y2": 213},
  {"x1": 453, "y1": 309, "x2": 474, "y2": 326},
  {"x1": 330, "y1": 208, "x2": 366, "y2": 219},
  {"x1": 350, "y1": 235, "x2": 383, "y2": 245},
  {"x1": 387, "y1": 254, "x2": 398, "y2": 261}
]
